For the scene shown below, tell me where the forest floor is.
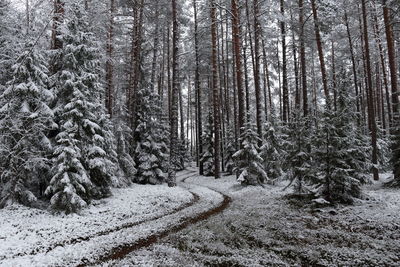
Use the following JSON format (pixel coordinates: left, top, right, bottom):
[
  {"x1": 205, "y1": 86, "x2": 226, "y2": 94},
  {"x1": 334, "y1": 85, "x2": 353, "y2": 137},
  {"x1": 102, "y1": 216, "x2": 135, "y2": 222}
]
[{"x1": 0, "y1": 167, "x2": 399, "y2": 267}]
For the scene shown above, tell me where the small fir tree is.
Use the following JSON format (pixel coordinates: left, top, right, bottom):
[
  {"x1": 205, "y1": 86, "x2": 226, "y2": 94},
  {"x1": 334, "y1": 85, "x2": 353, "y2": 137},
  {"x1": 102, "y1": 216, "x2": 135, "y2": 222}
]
[
  {"x1": 134, "y1": 87, "x2": 169, "y2": 184},
  {"x1": 314, "y1": 82, "x2": 369, "y2": 203},
  {"x1": 260, "y1": 121, "x2": 284, "y2": 181},
  {"x1": 0, "y1": 45, "x2": 55, "y2": 208},
  {"x1": 200, "y1": 112, "x2": 215, "y2": 176},
  {"x1": 224, "y1": 126, "x2": 236, "y2": 175},
  {"x1": 233, "y1": 122, "x2": 268, "y2": 185},
  {"x1": 286, "y1": 116, "x2": 315, "y2": 194}
]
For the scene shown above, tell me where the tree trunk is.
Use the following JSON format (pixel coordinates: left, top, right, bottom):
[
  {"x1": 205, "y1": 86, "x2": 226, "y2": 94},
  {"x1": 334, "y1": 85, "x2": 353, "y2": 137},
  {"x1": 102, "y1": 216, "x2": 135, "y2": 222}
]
[
  {"x1": 311, "y1": 0, "x2": 330, "y2": 107},
  {"x1": 280, "y1": 0, "x2": 289, "y2": 122},
  {"x1": 299, "y1": 0, "x2": 308, "y2": 117},
  {"x1": 383, "y1": 0, "x2": 400, "y2": 181},
  {"x1": 361, "y1": 0, "x2": 379, "y2": 181},
  {"x1": 210, "y1": 0, "x2": 221, "y2": 179},
  {"x1": 168, "y1": 0, "x2": 179, "y2": 187},
  {"x1": 193, "y1": 0, "x2": 203, "y2": 174},
  {"x1": 344, "y1": 10, "x2": 361, "y2": 124},
  {"x1": 105, "y1": 0, "x2": 115, "y2": 117},
  {"x1": 253, "y1": 0, "x2": 263, "y2": 143}
]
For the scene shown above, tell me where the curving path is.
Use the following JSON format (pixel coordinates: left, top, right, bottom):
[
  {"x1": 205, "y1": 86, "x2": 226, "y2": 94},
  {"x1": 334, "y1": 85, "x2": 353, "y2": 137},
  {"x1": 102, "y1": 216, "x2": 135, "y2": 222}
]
[{"x1": 82, "y1": 166, "x2": 232, "y2": 266}]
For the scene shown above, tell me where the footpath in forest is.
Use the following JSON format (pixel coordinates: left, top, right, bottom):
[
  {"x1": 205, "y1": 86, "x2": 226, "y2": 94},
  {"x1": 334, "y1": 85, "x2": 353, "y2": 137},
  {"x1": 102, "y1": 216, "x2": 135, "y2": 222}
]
[{"x1": 1, "y1": 167, "x2": 400, "y2": 266}]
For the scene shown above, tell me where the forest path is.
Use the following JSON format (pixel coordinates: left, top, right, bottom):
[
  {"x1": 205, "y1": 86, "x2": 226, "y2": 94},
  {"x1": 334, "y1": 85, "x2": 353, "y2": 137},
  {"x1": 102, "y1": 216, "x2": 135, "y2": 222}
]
[{"x1": 81, "y1": 165, "x2": 232, "y2": 266}]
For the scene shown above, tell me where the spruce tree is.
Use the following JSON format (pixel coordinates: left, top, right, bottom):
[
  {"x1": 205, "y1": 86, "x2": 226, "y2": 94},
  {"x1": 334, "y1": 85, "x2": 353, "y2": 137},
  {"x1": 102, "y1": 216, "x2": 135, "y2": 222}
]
[
  {"x1": 134, "y1": 87, "x2": 169, "y2": 184},
  {"x1": 314, "y1": 81, "x2": 369, "y2": 203},
  {"x1": 0, "y1": 44, "x2": 54, "y2": 208},
  {"x1": 233, "y1": 122, "x2": 268, "y2": 185},
  {"x1": 260, "y1": 121, "x2": 284, "y2": 181},
  {"x1": 224, "y1": 126, "x2": 236, "y2": 175},
  {"x1": 287, "y1": 117, "x2": 315, "y2": 194},
  {"x1": 46, "y1": 2, "x2": 117, "y2": 212},
  {"x1": 200, "y1": 112, "x2": 215, "y2": 176}
]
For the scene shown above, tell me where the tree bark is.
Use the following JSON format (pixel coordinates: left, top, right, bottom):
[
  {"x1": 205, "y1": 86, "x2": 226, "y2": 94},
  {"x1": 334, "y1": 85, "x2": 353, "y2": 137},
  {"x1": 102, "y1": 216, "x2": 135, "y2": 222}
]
[
  {"x1": 383, "y1": 0, "x2": 400, "y2": 181},
  {"x1": 361, "y1": 0, "x2": 379, "y2": 181},
  {"x1": 193, "y1": 0, "x2": 203, "y2": 174},
  {"x1": 231, "y1": 0, "x2": 245, "y2": 136},
  {"x1": 311, "y1": 0, "x2": 330, "y2": 107},
  {"x1": 299, "y1": 0, "x2": 308, "y2": 117},
  {"x1": 253, "y1": 0, "x2": 263, "y2": 143},
  {"x1": 105, "y1": 0, "x2": 115, "y2": 117},
  {"x1": 280, "y1": 0, "x2": 289, "y2": 122},
  {"x1": 168, "y1": 0, "x2": 179, "y2": 187},
  {"x1": 210, "y1": 0, "x2": 221, "y2": 179}
]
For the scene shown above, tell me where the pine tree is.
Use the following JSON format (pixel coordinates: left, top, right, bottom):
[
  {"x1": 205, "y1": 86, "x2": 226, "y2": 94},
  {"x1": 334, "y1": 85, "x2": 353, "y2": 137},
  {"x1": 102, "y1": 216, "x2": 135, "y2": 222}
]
[
  {"x1": 224, "y1": 126, "x2": 236, "y2": 175},
  {"x1": 200, "y1": 112, "x2": 215, "y2": 176},
  {"x1": 260, "y1": 121, "x2": 284, "y2": 181},
  {"x1": 233, "y1": 122, "x2": 268, "y2": 186},
  {"x1": 0, "y1": 44, "x2": 54, "y2": 208},
  {"x1": 287, "y1": 117, "x2": 315, "y2": 194},
  {"x1": 314, "y1": 79, "x2": 369, "y2": 204},
  {"x1": 134, "y1": 87, "x2": 169, "y2": 184},
  {"x1": 46, "y1": 2, "x2": 117, "y2": 213}
]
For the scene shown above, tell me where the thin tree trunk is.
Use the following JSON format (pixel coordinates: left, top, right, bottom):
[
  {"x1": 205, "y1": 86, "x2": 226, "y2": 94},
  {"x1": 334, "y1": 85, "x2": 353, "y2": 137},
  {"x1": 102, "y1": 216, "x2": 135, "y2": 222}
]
[
  {"x1": 299, "y1": 0, "x2": 307, "y2": 117},
  {"x1": 210, "y1": 0, "x2": 221, "y2": 179},
  {"x1": 311, "y1": 0, "x2": 330, "y2": 107},
  {"x1": 280, "y1": 0, "x2": 289, "y2": 122},
  {"x1": 372, "y1": 4, "x2": 392, "y2": 127},
  {"x1": 253, "y1": 0, "x2": 263, "y2": 142},
  {"x1": 361, "y1": 0, "x2": 379, "y2": 181},
  {"x1": 168, "y1": 0, "x2": 179, "y2": 187},
  {"x1": 105, "y1": 0, "x2": 115, "y2": 117},
  {"x1": 344, "y1": 10, "x2": 361, "y2": 123},
  {"x1": 193, "y1": 0, "x2": 203, "y2": 174},
  {"x1": 150, "y1": 6, "x2": 160, "y2": 92}
]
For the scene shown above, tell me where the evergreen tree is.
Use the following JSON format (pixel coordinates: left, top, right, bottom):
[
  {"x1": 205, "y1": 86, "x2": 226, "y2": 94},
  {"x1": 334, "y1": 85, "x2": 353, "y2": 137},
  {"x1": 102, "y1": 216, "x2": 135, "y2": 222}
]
[
  {"x1": 200, "y1": 112, "x2": 215, "y2": 176},
  {"x1": 134, "y1": 87, "x2": 169, "y2": 184},
  {"x1": 0, "y1": 44, "x2": 54, "y2": 208},
  {"x1": 260, "y1": 121, "x2": 284, "y2": 181},
  {"x1": 233, "y1": 122, "x2": 268, "y2": 186},
  {"x1": 286, "y1": 117, "x2": 315, "y2": 194},
  {"x1": 224, "y1": 126, "x2": 236, "y2": 175},
  {"x1": 46, "y1": 2, "x2": 117, "y2": 213},
  {"x1": 314, "y1": 82, "x2": 369, "y2": 203}
]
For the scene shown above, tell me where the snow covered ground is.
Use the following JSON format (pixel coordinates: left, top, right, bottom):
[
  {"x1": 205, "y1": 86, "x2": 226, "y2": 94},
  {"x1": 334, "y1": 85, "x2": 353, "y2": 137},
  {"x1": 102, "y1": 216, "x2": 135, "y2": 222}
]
[
  {"x1": 108, "y1": 170, "x2": 400, "y2": 267},
  {"x1": 1, "y1": 168, "x2": 399, "y2": 266},
  {"x1": 0, "y1": 181, "x2": 194, "y2": 266}
]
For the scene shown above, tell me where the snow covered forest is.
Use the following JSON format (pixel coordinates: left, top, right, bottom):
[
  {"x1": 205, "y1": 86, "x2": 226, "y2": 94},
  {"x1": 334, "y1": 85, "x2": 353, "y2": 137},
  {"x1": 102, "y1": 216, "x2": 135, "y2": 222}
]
[{"x1": 0, "y1": 0, "x2": 399, "y2": 266}]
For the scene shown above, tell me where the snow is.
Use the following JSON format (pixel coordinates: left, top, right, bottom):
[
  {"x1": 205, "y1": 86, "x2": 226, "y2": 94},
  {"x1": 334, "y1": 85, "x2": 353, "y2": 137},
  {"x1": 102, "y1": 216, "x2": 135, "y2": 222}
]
[
  {"x1": 108, "y1": 169, "x2": 400, "y2": 267},
  {"x1": 1, "y1": 168, "x2": 399, "y2": 266},
  {"x1": 0, "y1": 184, "x2": 193, "y2": 266}
]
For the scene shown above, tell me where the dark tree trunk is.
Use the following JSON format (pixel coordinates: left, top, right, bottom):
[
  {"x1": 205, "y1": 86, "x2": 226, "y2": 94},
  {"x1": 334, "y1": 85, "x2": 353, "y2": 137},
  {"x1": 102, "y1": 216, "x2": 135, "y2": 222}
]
[
  {"x1": 168, "y1": 0, "x2": 179, "y2": 187},
  {"x1": 105, "y1": 0, "x2": 115, "y2": 118},
  {"x1": 311, "y1": 0, "x2": 330, "y2": 107},
  {"x1": 361, "y1": 0, "x2": 379, "y2": 181},
  {"x1": 193, "y1": 0, "x2": 203, "y2": 174},
  {"x1": 210, "y1": 0, "x2": 221, "y2": 179}
]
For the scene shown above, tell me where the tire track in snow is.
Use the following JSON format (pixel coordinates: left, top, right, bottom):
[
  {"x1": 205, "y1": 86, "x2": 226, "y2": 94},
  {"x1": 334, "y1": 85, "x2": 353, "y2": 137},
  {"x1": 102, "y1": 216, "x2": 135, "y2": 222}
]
[
  {"x1": 81, "y1": 168, "x2": 232, "y2": 266},
  {"x1": 10, "y1": 170, "x2": 200, "y2": 260}
]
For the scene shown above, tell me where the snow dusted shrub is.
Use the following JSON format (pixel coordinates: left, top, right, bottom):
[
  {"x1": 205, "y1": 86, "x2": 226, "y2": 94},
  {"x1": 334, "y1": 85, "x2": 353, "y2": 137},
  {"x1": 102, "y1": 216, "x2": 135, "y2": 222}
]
[
  {"x1": 134, "y1": 87, "x2": 169, "y2": 184},
  {"x1": 260, "y1": 121, "x2": 284, "y2": 181},
  {"x1": 46, "y1": 2, "x2": 117, "y2": 212},
  {"x1": 0, "y1": 44, "x2": 55, "y2": 208},
  {"x1": 233, "y1": 122, "x2": 268, "y2": 186}
]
